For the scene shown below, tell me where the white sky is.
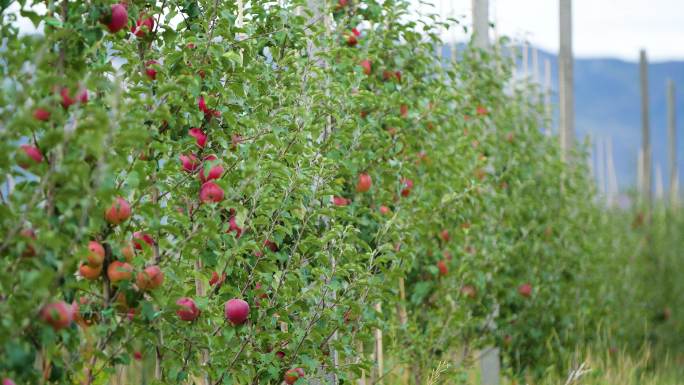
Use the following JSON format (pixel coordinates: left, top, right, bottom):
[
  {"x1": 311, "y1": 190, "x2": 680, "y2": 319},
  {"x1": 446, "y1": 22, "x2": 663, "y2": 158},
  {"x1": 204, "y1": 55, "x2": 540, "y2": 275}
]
[{"x1": 416, "y1": 0, "x2": 684, "y2": 61}]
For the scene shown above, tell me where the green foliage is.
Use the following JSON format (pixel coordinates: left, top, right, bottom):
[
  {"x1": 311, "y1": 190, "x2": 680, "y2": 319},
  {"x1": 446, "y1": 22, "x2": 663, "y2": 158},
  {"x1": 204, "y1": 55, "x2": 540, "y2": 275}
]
[{"x1": 1, "y1": 0, "x2": 681, "y2": 384}]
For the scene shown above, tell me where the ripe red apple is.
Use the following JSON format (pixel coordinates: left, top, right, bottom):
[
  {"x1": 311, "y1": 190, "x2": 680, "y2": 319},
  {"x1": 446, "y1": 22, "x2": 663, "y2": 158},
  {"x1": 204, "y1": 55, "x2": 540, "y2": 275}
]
[
  {"x1": 176, "y1": 297, "x2": 200, "y2": 321},
  {"x1": 121, "y1": 242, "x2": 135, "y2": 261},
  {"x1": 198, "y1": 96, "x2": 209, "y2": 113},
  {"x1": 461, "y1": 285, "x2": 476, "y2": 299},
  {"x1": 19, "y1": 228, "x2": 36, "y2": 257},
  {"x1": 395, "y1": 70, "x2": 402, "y2": 82},
  {"x1": 379, "y1": 205, "x2": 390, "y2": 215},
  {"x1": 337, "y1": 0, "x2": 348, "y2": 7},
  {"x1": 400, "y1": 104, "x2": 408, "y2": 118},
  {"x1": 199, "y1": 181, "x2": 224, "y2": 203},
  {"x1": 145, "y1": 60, "x2": 159, "y2": 80},
  {"x1": 224, "y1": 298, "x2": 250, "y2": 325},
  {"x1": 332, "y1": 196, "x2": 350, "y2": 206},
  {"x1": 276, "y1": 350, "x2": 286, "y2": 359},
  {"x1": 3, "y1": 378, "x2": 16, "y2": 385},
  {"x1": 131, "y1": 15, "x2": 154, "y2": 37},
  {"x1": 79, "y1": 263, "x2": 102, "y2": 280},
  {"x1": 40, "y1": 301, "x2": 73, "y2": 330},
  {"x1": 189, "y1": 127, "x2": 207, "y2": 148},
  {"x1": 103, "y1": 3, "x2": 128, "y2": 33},
  {"x1": 179, "y1": 154, "x2": 200, "y2": 172},
  {"x1": 437, "y1": 260, "x2": 448, "y2": 276},
  {"x1": 284, "y1": 368, "x2": 305, "y2": 384},
  {"x1": 360, "y1": 110, "x2": 368, "y2": 118},
  {"x1": 360, "y1": 59, "x2": 371, "y2": 75},
  {"x1": 132, "y1": 231, "x2": 154, "y2": 250},
  {"x1": 439, "y1": 229, "x2": 450, "y2": 242},
  {"x1": 107, "y1": 261, "x2": 133, "y2": 283},
  {"x1": 136, "y1": 265, "x2": 164, "y2": 290},
  {"x1": 134, "y1": 351, "x2": 143, "y2": 361},
  {"x1": 60, "y1": 87, "x2": 75, "y2": 108},
  {"x1": 209, "y1": 271, "x2": 226, "y2": 286},
  {"x1": 355, "y1": 173, "x2": 372, "y2": 193},
  {"x1": 199, "y1": 155, "x2": 224, "y2": 182},
  {"x1": 228, "y1": 213, "x2": 243, "y2": 238},
  {"x1": 87, "y1": 241, "x2": 105, "y2": 266},
  {"x1": 17, "y1": 144, "x2": 43, "y2": 168},
  {"x1": 104, "y1": 197, "x2": 131, "y2": 225},
  {"x1": 518, "y1": 283, "x2": 532, "y2": 298},
  {"x1": 263, "y1": 239, "x2": 278, "y2": 252},
  {"x1": 476, "y1": 105, "x2": 488, "y2": 116},
  {"x1": 346, "y1": 28, "x2": 360, "y2": 46},
  {"x1": 33, "y1": 108, "x2": 50, "y2": 121},
  {"x1": 400, "y1": 178, "x2": 413, "y2": 197}
]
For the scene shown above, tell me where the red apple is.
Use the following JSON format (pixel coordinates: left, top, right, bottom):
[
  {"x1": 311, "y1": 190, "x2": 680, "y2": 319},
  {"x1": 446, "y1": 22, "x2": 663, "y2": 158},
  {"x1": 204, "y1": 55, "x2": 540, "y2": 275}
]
[
  {"x1": 461, "y1": 285, "x2": 476, "y2": 299},
  {"x1": 145, "y1": 60, "x2": 159, "y2": 80},
  {"x1": 332, "y1": 196, "x2": 350, "y2": 206},
  {"x1": 131, "y1": 15, "x2": 154, "y2": 37},
  {"x1": 179, "y1": 154, "x2": 200, "y2": 172},
  {"x1": 284, "y1": 368, "x2": 305, "y2": 384},
  {"x1": 198, "y1": 96, "x2": 209, "y2": 113},
  {"x1": 263, "y1": 239, "x2": 278, "y2": 252},
  {"x1": 400, "y1": 178, "x2": 413, "y2": 197},
  {"x1": 17, "y1": 144, "x2": 43, "y2": 168},
  {"x1": 104, "y1": 197, "x2": 131, "y2": 225},
  {"x1": 437, "y1": 260, "x2": 448, "y2": 276},
  {"x1": 276, "y1": 350, "x2": 286, "y2": 359},
  {"x1": 189, "y1": 127, "x2": 207, "y2": 148},
  {"x1": 134, "y1": 351, "x2": 143, "y2": 360},
  {"x1": 199, "y1": 155, "x2": 224, "y2": 182},
  {"x1": 136, "y1": 265, "x2": 164, "y2": 290},
  {"x1": 60, "y1": 87, "x2": 75, "y2": 108},
  {"x1": 476, "y1": 105, "x2": 488, "y2": 116},
  {"x1": 337, "y1": 0, "x2": 348, "y2": 7},
  {"x1": 33, "y1": 108, "x2": 50, "y2": 121},
  {"x1": 199, "y1": 181, "x2": 224, "y2": 203},
  {"x1": 40, "y1": 301, "x2": 73, "y2": 330},
  {"x1": 107, "y1": 261, "x2": 133, "y2": 283},
  {"x1": 228, "y1": 213, "x2": 243, "y2": 238},
  {"x1": 79, "y1": 263, "x2": 103, "y2": 280},
  {"x1": 20, "y1": 228, "x2": 36, "y2": 257},
  {"x1": 224, "y1": 298, "x2": 250, "y2": 325},
  {"x1": 176, "y1": 297, "x2": 200, "y2": 321},
  {"x1": 209, "y1": 271, "x2": 226, "y2": 286},
  {"x1": 400, "y1": 104, "x2": 408, "y2": 118},
  {"x1": 360, "y1": 59, "x2": 371, "y2": 75},
  {"x1": 518, "y1": 283, "x2": 532, "y2": 298},
  {"x1": 103, "y1": 3, "x2": 128, "y2": 33},
  {"x1": 87, "y1": 241, "x2": 105, "y2": 266},
  {"x1": 3, "y1": 378, "x2": 16, "y2": 385},
  {"x1": 355, "y1": 173, "x2": 372, "y2": 193},
  {"x1": 346, "y1": 28, "x2": 360, "y2": 46},
  {"x1": 132, "y1": 231, "x2": 154, "y2": 250},
  {"x1": 439, "y1": 229, "x2": 450, "y2": 242},
  {"x1": 379, "y1": 205, "x2": 390, "y2": 215}
]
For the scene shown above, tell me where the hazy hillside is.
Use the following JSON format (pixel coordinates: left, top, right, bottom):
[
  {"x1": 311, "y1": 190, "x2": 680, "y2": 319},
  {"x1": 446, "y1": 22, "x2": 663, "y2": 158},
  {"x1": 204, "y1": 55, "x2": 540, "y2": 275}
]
[{"x1": 444, "y1": 44, "x2": 684, "y2": 191}]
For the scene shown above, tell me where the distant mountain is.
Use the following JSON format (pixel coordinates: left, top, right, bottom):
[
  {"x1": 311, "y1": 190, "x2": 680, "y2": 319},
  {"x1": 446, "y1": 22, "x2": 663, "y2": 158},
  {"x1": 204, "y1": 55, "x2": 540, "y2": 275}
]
[{"x1": 443, "y1": 44, "x2": 684, "y2": 191}]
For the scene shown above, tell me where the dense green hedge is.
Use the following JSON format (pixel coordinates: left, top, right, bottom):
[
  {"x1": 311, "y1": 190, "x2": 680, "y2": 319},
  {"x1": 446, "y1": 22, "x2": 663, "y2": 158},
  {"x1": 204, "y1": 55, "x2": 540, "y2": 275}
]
[{"x1": 1, "y1": 0, "x2": 681, "y2": 384}]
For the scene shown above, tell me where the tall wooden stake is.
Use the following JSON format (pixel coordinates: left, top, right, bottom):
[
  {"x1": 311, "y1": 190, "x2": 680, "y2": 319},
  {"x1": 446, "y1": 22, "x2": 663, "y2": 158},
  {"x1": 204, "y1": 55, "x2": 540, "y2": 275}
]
[
  {"x1": 472, "y1": 0, "x2": 489, "y2": 49},
  {"x1": 640, "y1": 49, "x2": 652, "y2": 206},
  {"x1": 559, "y1": 0, "x2": 575, "y2": 162},
  {"x1": 373, "y1": 302, "x2": 384, "y2": 384},
  {"x1": 667, "y1": 79, "x2": 678, "y2": 206},
  {"x1": 544, "y1": 59, "x2": 552, "y2": 135},
  {"x1": 606, "y1": 137, "x2": 619, "y2": 206}
]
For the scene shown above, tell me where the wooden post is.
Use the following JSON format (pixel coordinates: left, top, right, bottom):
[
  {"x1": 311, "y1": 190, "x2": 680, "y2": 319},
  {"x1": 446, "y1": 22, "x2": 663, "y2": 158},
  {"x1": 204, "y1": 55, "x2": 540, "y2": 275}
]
[
  {"x1": 374, "y1": 302, "x2": 384, "y2": 384},
  {"x1": 667, "y1": 79, "x2": 678, "y2": 206},
  {"x1": 532, "y1": 48, "x2": 540, "y2": 84},
  {"x1": 472, "y1": 0, "x2": 489, "y2": 49},
  {"x1": 596, "y1": 137, "x2": 606, "y2": 198},
  {"x1": 522, "y1": 42, "x2": 529, "y2": 81},
  {"x1": 559, "y1": 0, "x2": 575, "y2": 162},
  {"x1": 656, "y1": 164, "x2": 664, "y2": 202},
  {"x1": 544, "y1": 59, "x2": 552, "y2": 135},
  {"x1": 640, "y1": 49, "x2": 652, "y2": 205},
  {"x1": 480, "y1": 347, "x2": 500, "y2": 385},
  {"x1": 606, "y1": 137, "x2": 619, "y2": 206}
]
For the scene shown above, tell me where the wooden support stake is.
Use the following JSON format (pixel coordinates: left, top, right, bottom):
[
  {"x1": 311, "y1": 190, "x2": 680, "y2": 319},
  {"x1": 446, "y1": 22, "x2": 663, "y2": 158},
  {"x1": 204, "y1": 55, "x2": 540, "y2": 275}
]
[
  {"x1": 544, "y1": 59, "x2": 552, "y2": 135},
  {"x1": 606, "y1": 137, "x2": 619, "y2": 206},
  {"x1": 374, "y1": 302, "x2": 384, "y2": 384},
  {"x1": 667, "y1": 79, "x2": 678, "y2": 206},
  {"x1": 472, "y1": 0, "x2": 489, "y2": 49},
  {"x1": 640, "y1": 49, "x2": 652, "y2": 206},
  {"x1": 559, "y1": 0, "x2": 575, "y2": 162}
]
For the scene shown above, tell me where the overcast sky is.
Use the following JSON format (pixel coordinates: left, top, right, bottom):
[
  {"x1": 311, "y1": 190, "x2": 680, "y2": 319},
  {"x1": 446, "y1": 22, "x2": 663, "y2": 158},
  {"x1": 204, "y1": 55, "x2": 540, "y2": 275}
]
[{"x1": 416, "y1": 0, "x2": 684, "y2": 61}]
